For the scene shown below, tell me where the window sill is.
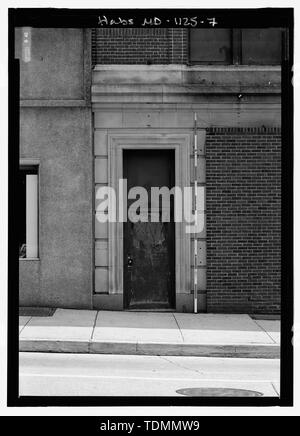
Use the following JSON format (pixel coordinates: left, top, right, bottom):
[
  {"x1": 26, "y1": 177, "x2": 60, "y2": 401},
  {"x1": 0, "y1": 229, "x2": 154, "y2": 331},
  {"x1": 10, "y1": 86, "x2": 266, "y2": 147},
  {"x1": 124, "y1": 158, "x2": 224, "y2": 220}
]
[
  {"x1": 187, "y1": 64, "x2": 281, "y2": 70},
  {"x1": 93, "y1": 64, "x2": 281, "y2": 71},
  {"x1": 19, "y1": 258, "x2": 40, "y2": 261}
]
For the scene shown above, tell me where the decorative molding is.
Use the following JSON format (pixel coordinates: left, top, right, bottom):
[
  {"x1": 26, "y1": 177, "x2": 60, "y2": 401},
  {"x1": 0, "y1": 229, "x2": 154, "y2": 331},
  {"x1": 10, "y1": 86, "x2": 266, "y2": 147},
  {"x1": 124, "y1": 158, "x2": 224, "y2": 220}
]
[
  {"x1": 107, "y1": 132, "x2": 196, "y2": 297},
  {"x1": 91, "y1": 85, "x2": 281, "y2": 105},
  {"x1": 92, "y1": 64, "x2": 281, "y2": 104},
  {"x1": 93, "y1": 64, "x2": 281, "y2": 72},
  {"x1": 92, "y1": 106, "x2": 281, "y2": 130}
]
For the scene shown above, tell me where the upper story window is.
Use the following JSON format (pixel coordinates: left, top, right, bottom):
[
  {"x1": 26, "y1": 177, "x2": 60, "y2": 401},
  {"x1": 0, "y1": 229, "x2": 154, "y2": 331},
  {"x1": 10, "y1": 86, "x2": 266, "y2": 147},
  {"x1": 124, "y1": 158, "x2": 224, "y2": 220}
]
[
  {"x1": 190, "y1": 29, "x2": 232, "y2": 64},
  {"x1": 241, "y1": 29, "x2": 282, "y2": 65},
  {"x1": 190, "y1": 28, "x2": 283, "y2": 65}
]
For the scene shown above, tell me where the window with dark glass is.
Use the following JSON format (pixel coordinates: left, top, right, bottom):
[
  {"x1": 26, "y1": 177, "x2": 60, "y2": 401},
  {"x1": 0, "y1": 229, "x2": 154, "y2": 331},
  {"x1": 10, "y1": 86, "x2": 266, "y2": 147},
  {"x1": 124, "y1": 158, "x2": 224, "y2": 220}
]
[
  {"x1": 19, "y1": 166, "x2": 39, "y2": 259},
  {"x1": 190, "y1": 28, "x2": 283, "y2": 65},
  {"x1": 190, "y1": 29, "x2": 232, "y2": 64},
  {"x1": 241, "y1": 29, "x2": 282, "y2": 65}
]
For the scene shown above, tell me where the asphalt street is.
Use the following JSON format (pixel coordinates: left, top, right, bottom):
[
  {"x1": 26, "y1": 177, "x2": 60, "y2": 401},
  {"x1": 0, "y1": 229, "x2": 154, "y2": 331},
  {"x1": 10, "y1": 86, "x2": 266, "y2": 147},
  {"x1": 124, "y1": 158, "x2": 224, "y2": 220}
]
[{"x1": 19, "y1": 352, "x2": 280, "y2": 397}]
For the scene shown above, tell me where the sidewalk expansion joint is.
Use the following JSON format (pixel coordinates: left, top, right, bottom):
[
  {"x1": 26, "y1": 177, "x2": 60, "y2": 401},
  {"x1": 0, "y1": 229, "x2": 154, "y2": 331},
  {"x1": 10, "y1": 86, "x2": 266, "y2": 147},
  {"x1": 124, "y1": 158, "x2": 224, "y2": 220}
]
[
  {"x1": 88, "y1": 310, "x2": 100, "y2": 352},
  {"x1": 172, "y1": 313, "x2": 185, "y2": 342},
  {"x1": 19, "y1": 316, "x2": 32, "y2": 335},
  {"x1": 253, "y1": 319, "x2": 277, "y2": 344}
]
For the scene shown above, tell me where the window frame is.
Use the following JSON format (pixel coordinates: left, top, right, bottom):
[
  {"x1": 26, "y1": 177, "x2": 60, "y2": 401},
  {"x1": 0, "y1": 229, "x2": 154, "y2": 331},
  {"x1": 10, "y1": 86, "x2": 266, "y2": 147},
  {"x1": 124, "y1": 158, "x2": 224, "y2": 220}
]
[
  {"x1": 188, "y1": 28, "x2": 234, "y2": 65},
  {"x1": 189, "y1": 28, "x2": 284, "y2": 66}
]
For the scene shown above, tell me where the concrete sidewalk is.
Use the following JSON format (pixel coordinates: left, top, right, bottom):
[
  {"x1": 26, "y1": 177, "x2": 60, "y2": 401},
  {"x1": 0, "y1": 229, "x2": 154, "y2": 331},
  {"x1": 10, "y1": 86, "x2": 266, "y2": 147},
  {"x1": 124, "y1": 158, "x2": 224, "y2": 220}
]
[{"x1": 19, "y1": 309, "x2": 280, "y2": 358}]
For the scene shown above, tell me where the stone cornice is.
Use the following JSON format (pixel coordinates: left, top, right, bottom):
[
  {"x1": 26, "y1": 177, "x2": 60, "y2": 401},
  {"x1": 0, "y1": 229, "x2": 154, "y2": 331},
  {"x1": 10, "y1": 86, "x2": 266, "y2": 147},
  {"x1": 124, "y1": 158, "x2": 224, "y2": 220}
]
[{"x1": 92, "y1": 64, "x2": 281, "y2": 104}]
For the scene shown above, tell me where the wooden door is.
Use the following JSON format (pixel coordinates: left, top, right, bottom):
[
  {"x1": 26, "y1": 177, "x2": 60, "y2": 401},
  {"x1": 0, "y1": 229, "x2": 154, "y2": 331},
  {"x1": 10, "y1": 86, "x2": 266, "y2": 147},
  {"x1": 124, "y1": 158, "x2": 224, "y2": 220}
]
[{"x1": 123, "y1": 150, "x2": 175, "y2": 310}]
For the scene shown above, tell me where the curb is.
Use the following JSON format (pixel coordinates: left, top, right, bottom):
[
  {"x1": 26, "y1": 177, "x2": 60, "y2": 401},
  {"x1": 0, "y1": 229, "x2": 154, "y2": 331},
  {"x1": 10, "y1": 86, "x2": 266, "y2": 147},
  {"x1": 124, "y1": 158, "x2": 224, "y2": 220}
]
[{"x1": 19, "y1": 340, "x2": 280, "y2": 359}]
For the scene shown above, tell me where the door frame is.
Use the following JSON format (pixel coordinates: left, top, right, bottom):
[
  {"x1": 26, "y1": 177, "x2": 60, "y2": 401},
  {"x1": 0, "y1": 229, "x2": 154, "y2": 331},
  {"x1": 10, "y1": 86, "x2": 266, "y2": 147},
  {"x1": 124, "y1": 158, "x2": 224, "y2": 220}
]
[{"x1": 108, "y1": 131, "x2": 191, "y2": 302}]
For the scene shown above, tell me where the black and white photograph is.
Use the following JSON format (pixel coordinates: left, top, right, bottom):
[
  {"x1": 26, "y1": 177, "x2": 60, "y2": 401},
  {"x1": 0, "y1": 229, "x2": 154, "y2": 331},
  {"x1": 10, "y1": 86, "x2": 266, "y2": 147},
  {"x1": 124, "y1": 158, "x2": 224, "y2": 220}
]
[{"x1": 1, "y1": 1, "x2": 297, "y2": 418}]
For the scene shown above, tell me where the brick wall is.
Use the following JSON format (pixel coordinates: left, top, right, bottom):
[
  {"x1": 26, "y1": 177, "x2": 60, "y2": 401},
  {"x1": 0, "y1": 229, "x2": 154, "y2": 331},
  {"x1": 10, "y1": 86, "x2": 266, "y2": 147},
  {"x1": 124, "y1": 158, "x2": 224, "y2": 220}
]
[
  {"x1": 92, "y1": 28, "x2": 188, "y2": 65},
  {"x1": 206, "y1": 128, "x2": 281, "y2": 314}
]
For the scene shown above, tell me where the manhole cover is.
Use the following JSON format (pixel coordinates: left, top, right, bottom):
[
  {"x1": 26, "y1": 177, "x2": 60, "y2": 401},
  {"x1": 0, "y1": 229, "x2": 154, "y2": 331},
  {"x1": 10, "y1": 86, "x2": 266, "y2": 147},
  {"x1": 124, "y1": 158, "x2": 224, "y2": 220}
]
[{"x1": 176, "y1": 388, "x2": 263, "y2": 397}]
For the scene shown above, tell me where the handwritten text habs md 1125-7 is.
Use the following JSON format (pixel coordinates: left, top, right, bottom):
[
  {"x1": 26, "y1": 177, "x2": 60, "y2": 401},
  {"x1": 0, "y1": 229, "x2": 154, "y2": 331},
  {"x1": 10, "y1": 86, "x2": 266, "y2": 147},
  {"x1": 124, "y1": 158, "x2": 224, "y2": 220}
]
[{"x1": 97, "y1": 15, "x2": 218, "y2": 27}]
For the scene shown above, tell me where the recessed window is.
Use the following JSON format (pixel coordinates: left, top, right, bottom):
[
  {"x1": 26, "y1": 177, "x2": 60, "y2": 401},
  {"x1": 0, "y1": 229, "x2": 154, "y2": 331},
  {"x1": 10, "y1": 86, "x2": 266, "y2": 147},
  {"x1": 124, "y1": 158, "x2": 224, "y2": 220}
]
[
  {"x1": 241, "y1": 28, "x2": 282, "y2": 65},
  {"x1": 190, "y1": 29, "x2": 232, "y2": 64},
  {"x1": 190, "y1": 28, "x2": 283, "y2": 65},
  {"x1": 19, "y1": 166, "x2": 39, "y2": 259}
]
